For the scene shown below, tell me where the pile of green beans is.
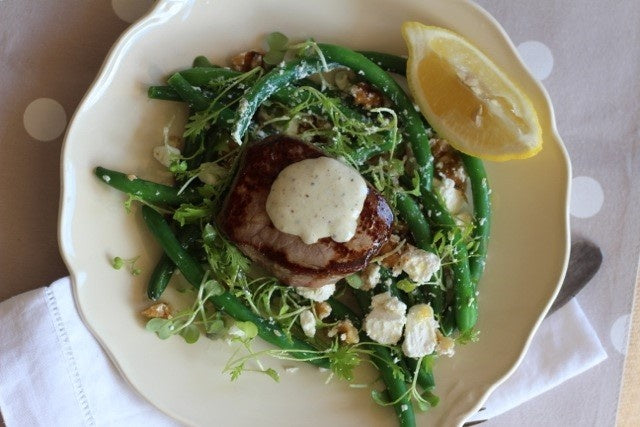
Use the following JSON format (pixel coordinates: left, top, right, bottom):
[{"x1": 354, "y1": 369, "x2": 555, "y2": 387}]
[{"x1": 95, "y1": 40, "x2": 492, "y2": 427}]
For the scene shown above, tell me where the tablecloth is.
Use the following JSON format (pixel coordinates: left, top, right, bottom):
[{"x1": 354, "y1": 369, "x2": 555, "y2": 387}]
[{"x1": 1, "y1": 1, "x2": 639, "y2": 426}]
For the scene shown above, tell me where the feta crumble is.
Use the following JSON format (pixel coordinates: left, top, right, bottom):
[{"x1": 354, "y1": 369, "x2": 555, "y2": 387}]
[
  {"x1": 395, "y1": 245, "x2": 441, "y2": 284},
  {"x1": 295, "y1": 283, "x2": 336, "y2": 302},
  {"x1": 402, "y1": 304, "x2": 438, "y2": 358},
  {"x1": 360, "y1": 263, "x2": 381, "y2": 291},
  {"x1": 434, "y1": 177, "x2": 466, "y2": 214},
  {"x1": 299, "y1": 309, "x2": 316, "y2": 338},
  {"x1": 363, "y1": 293, "x2": 407, "y2": 345}
]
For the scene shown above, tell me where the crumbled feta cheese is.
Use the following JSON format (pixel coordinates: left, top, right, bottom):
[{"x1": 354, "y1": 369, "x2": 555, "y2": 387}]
[
  {"x1": 363, "y1": 293, "x2": 407, "y2": 345},
  {"x1": 436, "y1": 331, "x2": 456, "y2": 357},
  {"x1": 295, "y1": 283, "x2": 336, "y2": 302},
  {"x1": 360, "y1": 263, "x2": 381, "y2": 291},
  {"x1": 396, "y1": 246, "x2": 441, "y2": 284},
  {"x1": 434, "y1": 177, "x2": 466, "y2": 214},
  {"x1": 402, "y1": 304, "x2": 439, "y2": 358},
  {"x1": 153, "y1": 144, "x2": 181, "y2": 167},
  {"x1": 126, "y1": 174, "x2": 137, "y2": 181},
  {"x1": 102, "y1": 175, "x2": 110, "y2": 182},
  {"x1": 197, "y1": 162, "x2": 226, "y2": 185},
  {"x1": 299, "y1": 309, "x2": 316, "y2": 338},
  {"x1": 284, "y1": 366, "x2": 299, "y2": 374},
  {"x1": 327, "y1": 319, "x2": 359, "y2": 344}
]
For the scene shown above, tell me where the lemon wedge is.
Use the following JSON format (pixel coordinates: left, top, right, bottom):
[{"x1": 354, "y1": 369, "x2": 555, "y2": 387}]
[{"x1": 402, "y1": 22, "x2": 543, "y2": 161}]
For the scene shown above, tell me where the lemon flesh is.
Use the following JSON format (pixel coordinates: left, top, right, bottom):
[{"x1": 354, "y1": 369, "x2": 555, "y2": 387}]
[{"x1": 402, "y1": 22, "x2": 542, "y2": 161}]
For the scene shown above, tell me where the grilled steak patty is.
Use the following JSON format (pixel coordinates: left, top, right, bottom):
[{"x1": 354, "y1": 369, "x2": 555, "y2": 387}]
[{"x1": 218, "y1": 135, "x2": 393, "y2": 288}]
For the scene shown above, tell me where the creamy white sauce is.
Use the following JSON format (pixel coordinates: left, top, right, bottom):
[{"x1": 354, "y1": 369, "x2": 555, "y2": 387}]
[{"x1": 266, "y1": 157, "x2": 368, "y2": 244}]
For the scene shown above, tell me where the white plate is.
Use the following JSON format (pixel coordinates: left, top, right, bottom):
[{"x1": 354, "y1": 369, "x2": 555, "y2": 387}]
[{"x1": 59, "y1": 0, "x2": 571, "y2": 425}]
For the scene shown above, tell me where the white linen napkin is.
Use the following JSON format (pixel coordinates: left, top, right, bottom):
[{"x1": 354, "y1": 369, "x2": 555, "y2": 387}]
[{"x1": 0, "y1": 277, "x2": 607, "y2": 426}]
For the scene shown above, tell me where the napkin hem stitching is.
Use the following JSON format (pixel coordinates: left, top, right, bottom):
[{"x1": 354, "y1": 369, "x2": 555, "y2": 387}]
[{"x1": 44, "y1": 286, "x2": 96, "y2": 426}]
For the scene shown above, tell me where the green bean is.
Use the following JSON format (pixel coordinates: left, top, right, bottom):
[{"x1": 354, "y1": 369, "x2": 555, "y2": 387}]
[
  {"x1": 147, "y1": 254, "x2": 174, "y2": 301},
  {"x1": 140, "y1": 205, "x2": 329, "y2": 368},
  {"x1": 384, "y1": 280, "x2": 436, "y2": 392},
  {"x1": 326, "y1": 297, "x2": 361, "y2": 327},
  {"x1": 192, "y1": 56, "x2": 216, "y2": 68},
  {"x1": 461, "y1": 154, "x2": 491, "y2": 284},
  {"x1": 148, "y1": 86, "x2": 183, "y2": 102},
  {"x1": 179, "y1": 67, "x2": 241, "y2": 87},
  {"x1": 317, "y1": 44, "x2": 433, "y2": 191},
  {"x1": 231, "y1": 59, "x2": 342, "y2": 143},
  {"x1": 353, "y1": 290, "x2": 415, "y2": 427},
  {"x1": 147, "y1": 225, "x2": 201, "y2": 300},
  {"x1": 156, "y1": 69, "x2": 393, "y2": 163},
  {"x1": 422, "y1": 191, "x2": 477, "y2": 332},
  {"x1": 405, "y1": 357, "x2": 435, "y2": 391},
  {"x1": 167, "y1": 73, "x2": 210, "y2": 111},
  {"x1": 94, "y1": 167, "x2": 201, "y2": 206},
  {"x1": 358, "y1": 51, "x2": 407, "y2": 75},
  {"x1": 396, "y1": 193, "x2": 431, "y2": 248}
]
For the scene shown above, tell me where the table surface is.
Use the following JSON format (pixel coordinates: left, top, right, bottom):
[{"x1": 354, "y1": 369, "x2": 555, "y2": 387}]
[{"x1": 1, "y1": 1, "x2": 639, "y2": 426}]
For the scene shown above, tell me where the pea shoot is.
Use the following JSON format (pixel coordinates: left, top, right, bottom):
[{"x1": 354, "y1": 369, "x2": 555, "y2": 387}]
[{"x1": 111, "y1": 256, "x2": 142, "y2": 276}]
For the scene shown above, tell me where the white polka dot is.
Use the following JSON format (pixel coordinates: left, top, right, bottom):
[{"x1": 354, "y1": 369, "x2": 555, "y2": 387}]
[
  {"x1": 23, "y1": 98, "x2": 67, "y2": 141},
  {"x1": 610, "y1": 314, "x2": 630, "y2": 355},
  {"x1": 570, "y1": 176, "x2": 604, "y2": 218},
  {"x1": 111, "y1": 0, "x2": 155, "y2": 24},
  {"x1": 517, "y1": 41, "x2": 554, "y2": 80}
]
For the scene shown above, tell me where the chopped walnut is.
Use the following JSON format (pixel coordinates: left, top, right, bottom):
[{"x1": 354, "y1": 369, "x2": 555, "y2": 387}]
[
  {"x1": 230, "y1": 50, "x2": 264, "y2": 72},
  {"x1": 349, "y1": 82, "x2": 384, "y2": 109},
  {"x1": 314, "y1": 301, "x2": 332, "y2": 320},
  {"x1": 377, "y1": 235, "x2": 404, "y2": 270},
  {"x1": 141, "y1": 302, "x2": 172, "y2": 319},
  {"x1": 126, "y1": 174, "x2": 137, "y2": 181},
  {"x1": 327, "y1": 319, "x2": 360, "y2": 344},
  {"x1": 436, "y1": 330, "x2": 456, "y2": 357},
  {"x1": 430, "y1": 138, "x2": 466, "y2": 190}
]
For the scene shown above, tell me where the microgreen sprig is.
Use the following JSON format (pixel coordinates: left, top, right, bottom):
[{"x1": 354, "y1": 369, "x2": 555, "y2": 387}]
[{"x1": 111, "y1": 255, "x2": 142, "y2": 276}]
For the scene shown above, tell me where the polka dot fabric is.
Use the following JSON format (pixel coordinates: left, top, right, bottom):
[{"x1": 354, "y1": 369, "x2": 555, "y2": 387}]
[
  {"x1": 111, "y1": 0, "x2": 155, "y2": 24},
  {"x1": 0, "y1": 1, "x2": 638, "y2": 426},
  {"x1": 23, "y1": 98, "x2": 67, "y2": 141}
]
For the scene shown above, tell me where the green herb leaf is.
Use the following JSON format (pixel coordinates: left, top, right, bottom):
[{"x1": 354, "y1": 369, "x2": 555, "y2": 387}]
[
  {"x1": 206, "y1": 319, "x2": 226, "y2": 336},
  {"x1": 156, "y1": 321, "x2": 175, "y2": 340},
  {"x1": 263, "y1": 368, "x2": 280, "y2": 383},
  {"x1": 180, "y1": 324, "x2": 200, "y2": 344},
  {"x1": 173, "y1": 202, "x2": 213, "y2": 226},
  {"x1": 396, "y1": 278, "x2": 417, "y2": 293},
  {"x1": 267, "y1": 32, "x2": 289, "y2": 50},
  {"x1": 328, "y1": 345, "x2": 361, "y2": 381},
  {"x1": 202, "y1": 223, "x2": 217, "y2": 245},
  {"x1": 264, "y1": 32, "x2": 289, "y2": 65},
  {"x1": 264, "y1": 50, "x2": 286, "y2": 66},
  {"x1": 111, "y1": 256, "x2": 123, "y2": 270},
  {"x1": 371, "y1": 389, "x2": 391, "y2": 406},
  {"x1": 235, "y1": 321, "x2": 258, "y2": 340},
  {"x1": 345, "y1": 274, "x2": 364, "y2": 289},
  {"x1": 146, "y1": 318, "x2": 169, "y2": 332},
  {"x1": 203, "y1": 280, "x2": 225, "y2": 297}
]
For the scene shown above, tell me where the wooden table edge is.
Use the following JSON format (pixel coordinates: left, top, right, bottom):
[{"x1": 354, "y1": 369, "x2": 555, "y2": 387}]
[{"x1": 616, "y1": 261, "x2": 640, "y2": 426}]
